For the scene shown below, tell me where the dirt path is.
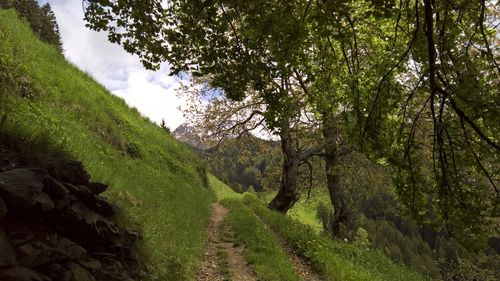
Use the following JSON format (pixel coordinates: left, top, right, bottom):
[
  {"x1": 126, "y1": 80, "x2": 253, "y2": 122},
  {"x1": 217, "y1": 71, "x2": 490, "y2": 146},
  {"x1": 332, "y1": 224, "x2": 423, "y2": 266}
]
[
  {"x1": 259, "y1": 218, "x2": 324, "y2": 281},
  {"x1": 196, "y1": 203, "x2": 256, "y2": 281}
]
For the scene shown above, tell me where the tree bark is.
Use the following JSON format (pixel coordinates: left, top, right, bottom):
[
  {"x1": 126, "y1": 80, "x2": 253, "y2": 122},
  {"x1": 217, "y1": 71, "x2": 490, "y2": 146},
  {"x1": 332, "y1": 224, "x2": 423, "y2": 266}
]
[
  {"x1": 268, "y1": 121, "x2": 300, "y2": 213},
  {"x1": 322, "y1": 111, "x2": 349, "y2": 237}
]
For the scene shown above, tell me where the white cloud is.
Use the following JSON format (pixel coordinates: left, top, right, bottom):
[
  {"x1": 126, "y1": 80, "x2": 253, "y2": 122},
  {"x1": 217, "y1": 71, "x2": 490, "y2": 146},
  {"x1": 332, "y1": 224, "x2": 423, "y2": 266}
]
[
  {"x1": 113, "y1": 68, "x2": 187, "y2": 129},
  {"x1": 41, "y1": 0, "x2": 185, "y2": 130}
]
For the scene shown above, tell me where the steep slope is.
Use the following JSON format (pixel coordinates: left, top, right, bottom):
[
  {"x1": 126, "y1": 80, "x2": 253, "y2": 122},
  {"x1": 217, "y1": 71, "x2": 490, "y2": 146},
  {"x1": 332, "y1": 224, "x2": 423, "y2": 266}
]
[
  {"x1": 172, "y1": 124, "x2": 208, "y2": 150},
  {"x1": 0, "y1": 9, "x2": 213, "y2": 280}
]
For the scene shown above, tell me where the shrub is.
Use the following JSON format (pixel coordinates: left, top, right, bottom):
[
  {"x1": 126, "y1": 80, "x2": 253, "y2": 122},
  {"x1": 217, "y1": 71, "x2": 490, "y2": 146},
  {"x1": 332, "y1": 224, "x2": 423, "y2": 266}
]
[
  {"x1": 316, "y1": 201, "x2": 333, "y2": 233},
  {"x1": 125, "y1": 142, "x2": 141, "y2": 158},
  {"x1": 195, "y1": 159, "x2": 208, "y2": 188}
]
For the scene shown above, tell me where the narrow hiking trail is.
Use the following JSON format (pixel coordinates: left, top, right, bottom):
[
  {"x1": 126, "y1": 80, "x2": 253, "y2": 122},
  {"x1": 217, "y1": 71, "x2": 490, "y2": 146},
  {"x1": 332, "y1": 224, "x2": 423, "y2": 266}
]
[
  {"x1": 196, "y1": 202, "x2": 256, "y2": 281},
  {"x1": 257, "y1": 217, "x2": 324, "y2": 281},
  {"x1": 197, "y1": 202, "x2": 324, "y2": 281}
]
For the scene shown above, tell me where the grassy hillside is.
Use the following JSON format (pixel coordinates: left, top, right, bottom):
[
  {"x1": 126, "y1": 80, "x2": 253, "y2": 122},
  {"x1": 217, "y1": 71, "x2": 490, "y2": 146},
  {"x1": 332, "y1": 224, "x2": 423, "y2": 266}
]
[
  {"x1": 0, "y1": 9, "x2": 213, "y2": 280},
  {"x1": 208, "y1": 173, "x2": 242, "y2": 201},
  {"x1": 213, "y1": 187, "x2": 426, "y2": 280},
  {"x1": 259, "y1": 190, "x2": 326, "y2": 232},
  {"x1": 207, "y1": 179, "x2": 425, "y2": 281}
]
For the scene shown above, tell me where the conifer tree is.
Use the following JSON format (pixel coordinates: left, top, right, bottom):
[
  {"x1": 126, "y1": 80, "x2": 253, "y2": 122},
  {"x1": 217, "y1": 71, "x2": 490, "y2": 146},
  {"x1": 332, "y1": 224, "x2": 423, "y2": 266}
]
[
  {"x1": 0, "y1": 0, "x2": 63, "y2": 52},
  {"x1": 40, "y1": 3, "x2": 63, "y2": 52}
]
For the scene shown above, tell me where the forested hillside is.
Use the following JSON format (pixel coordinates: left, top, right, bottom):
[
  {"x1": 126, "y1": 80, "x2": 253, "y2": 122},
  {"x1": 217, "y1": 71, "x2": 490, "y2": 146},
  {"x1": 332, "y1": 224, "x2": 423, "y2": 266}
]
[{"x1": 180, "y1": 129, "x2": 282, "y2": 193}]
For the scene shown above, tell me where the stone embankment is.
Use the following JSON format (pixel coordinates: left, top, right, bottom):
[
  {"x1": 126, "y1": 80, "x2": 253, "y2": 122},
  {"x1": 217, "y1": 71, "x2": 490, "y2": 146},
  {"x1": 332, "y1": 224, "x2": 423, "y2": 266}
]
[{"x1": 0, "y1": 134, "x2": 141, "y2": 281}]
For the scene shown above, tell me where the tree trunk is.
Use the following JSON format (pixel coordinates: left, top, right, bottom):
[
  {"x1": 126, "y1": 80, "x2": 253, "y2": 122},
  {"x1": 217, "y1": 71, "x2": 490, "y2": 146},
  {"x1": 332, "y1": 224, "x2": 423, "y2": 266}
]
[
  {"x1": 322, "y1": 111, "x2": 348, "y2": 237},
  {"x1": 268, "y1": 123, "x2": 300, "y2": 213}
]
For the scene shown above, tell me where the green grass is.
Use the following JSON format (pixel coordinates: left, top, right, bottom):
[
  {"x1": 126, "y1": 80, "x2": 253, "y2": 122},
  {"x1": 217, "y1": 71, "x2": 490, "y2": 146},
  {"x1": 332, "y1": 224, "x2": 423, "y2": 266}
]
[
  {"x1": 221, "y1": 198, "x2": 301, "y2": 281},
  {"x1": 217, "y1": 220, "x2": 233, "y2": 281},
  {"x1": 0, "y1": 9, "x2": 213, "y2": 280},
  {"x1": 259, "y1": 190, "x2": 327, "y2": 233},
  {"x1": 287, "y1": 192, "x2": 329, "y2": 233},
  {"x1": 216, "y1": 247, "x2": 232, "y2": 281},
  {"x1": 208, "y1": 174, "x2": 241, "y2": 201},
  {"x1": 243, "y1": 194, "x2": 427, "y2": 281}
]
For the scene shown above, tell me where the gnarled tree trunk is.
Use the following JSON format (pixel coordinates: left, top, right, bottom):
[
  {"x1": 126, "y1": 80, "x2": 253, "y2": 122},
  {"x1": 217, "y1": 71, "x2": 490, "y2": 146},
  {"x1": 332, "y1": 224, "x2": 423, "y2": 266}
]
[
  {"x1": 322, "y1": 111, "x2": 349, "y2": 237},
  {"x1": 268, "y1": 122, "x2": 300, "y2": 213}
]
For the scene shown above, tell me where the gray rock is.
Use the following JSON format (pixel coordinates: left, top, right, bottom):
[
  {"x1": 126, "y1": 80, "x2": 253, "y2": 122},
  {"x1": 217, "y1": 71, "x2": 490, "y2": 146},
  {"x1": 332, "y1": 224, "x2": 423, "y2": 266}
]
[
  {"x1": 0, "y1": 169, "x2": 51, "y2": 209},
  {"x1": 8, "y1": 229, "x2": 35, "y2": 247},
  {"x1": 18, "y1": 238, "x2": 86, "y2": 268},
  {"x1": 54, "y1": 195, "x2": 77, "y2": 211},
  {"x1": 43, "y1": 177, "x2": 69, "y2": 199},
  {"x1": 0, "y1": 196, "x2": 6, "y2": 219},
  {"x1": 86, "y1": 182, "x2": 108, "y2": 195},
  {"x1": 18, "y1": 241, "x2": 60, "y2": 268},
  {"x1": 46, "y1": 158, "x2": 90, "y2": 185},
  {"x1": 37, "y1": 263, "x2": 66, "y2": 280},
  {"x1": 54, "y1": 238, "x2": 87, "y2": 260},
  {"x1": 36, "y1": 192, "x2": 55, "y2": 211},
  {"x1": 42, "y1": 262, "x2": 63, "y2": 275},
  {"x1": 77, "y1": 259, "x2": 101, "y2": 273},
  {"x1": 94, "y1": 269, "x2": 122, "y2": 281},
  {"x1": 94, "y1": 261, "x2": 132, "y2": 281},
  {"x1": 64, "y1": 184, "x2": 97, "y2": 208},
  {"x1": 0, "y1": 230, "x2": 17, "y2": 268},
  {"x1": 95, "y1": 197, "x2": 118, "y2": 218},
  {"x1": 0, "y1": 266, "x2": 50, "y2": 281},
  {"x1": 61, "y1": 262, "x2": 96, "y2": 281},
  {"x1": 124, "y1": 228, "x2": 141, "y2": 242},
  {"x1": 58, "y1": 201, "x2": 119, "y2": 242},
  {"x1": 0, "y1": 146, "x2": 140, "y2": 281},
  {"x1": 64, "y1": 184, "x2": 117, "y2": 218}
]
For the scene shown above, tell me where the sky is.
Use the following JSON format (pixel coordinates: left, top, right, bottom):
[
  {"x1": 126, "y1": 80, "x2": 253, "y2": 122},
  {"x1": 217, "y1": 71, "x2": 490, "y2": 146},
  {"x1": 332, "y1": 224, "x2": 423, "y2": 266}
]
[{"x1": 40, "y1": 0, "x2": 186, "y2": 130}]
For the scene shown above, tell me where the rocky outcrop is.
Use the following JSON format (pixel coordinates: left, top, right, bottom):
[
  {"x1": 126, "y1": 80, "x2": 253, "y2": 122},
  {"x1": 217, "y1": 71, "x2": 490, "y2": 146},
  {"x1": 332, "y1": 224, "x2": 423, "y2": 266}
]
[
  {"x1": 172, "y1": 123, "x2": 208, "y2": 150},
  {"x1": 0, "y1": 135, "x2": 142, "y2": 280}
]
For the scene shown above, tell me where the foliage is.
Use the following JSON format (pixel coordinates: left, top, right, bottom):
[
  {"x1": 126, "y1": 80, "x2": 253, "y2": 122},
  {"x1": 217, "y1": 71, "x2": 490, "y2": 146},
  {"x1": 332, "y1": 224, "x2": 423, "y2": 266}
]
[
  {"x1": 83, "y1": 0, "x2": 500, "y2": 247},
  {"x1": 386, "y1": 0, "x2": 500, "y2": 248},
  {"x1": 316, "y1": 201, "x2": 334, "y2": 234},
  {"x1": 286, "y1": 165, "x2": 499, "y2": 280},
  {"x1": 203, "y1": 134, "x2": 281, "y2": 192},
  {"x1": 353, "y1": 227, "x2": 370, "y2": 246},
  {"x1": 0, "y1": 0, "x2": 62, "y2": 52},
  {"x1": 243, "y1": 194, "x2": 426, "y2": 281},
  {"x1": 159, "y1": 118, "x2": 171, "y2": 134},
  {"x1": 445, "y1": 257, "x2": 499, "y2": 281},
  {"x1": 207, "y1": 174, "x2": 241, "y2": 201},
  {"x1": 0, "y1": 11, "x2": 213, "y2": 280}
]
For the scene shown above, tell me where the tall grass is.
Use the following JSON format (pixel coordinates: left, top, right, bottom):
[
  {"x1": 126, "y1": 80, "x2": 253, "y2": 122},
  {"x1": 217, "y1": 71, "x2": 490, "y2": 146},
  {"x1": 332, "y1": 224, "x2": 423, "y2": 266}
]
[
  {"x1": 258, "y1": 190, "x2": 327, "y2": 233},
  {"x1": 208, "y1": 174, "x2": 241, "y2": 201},
  {"x1": 221, "y1": 198, "x2": 301, "y2": 281},
  {"x1": 0, "y1": 9, "x2": 213, "y2": 280},
  {"x1": 243, "y1": 194, "x2": 428, "y2": 281}
]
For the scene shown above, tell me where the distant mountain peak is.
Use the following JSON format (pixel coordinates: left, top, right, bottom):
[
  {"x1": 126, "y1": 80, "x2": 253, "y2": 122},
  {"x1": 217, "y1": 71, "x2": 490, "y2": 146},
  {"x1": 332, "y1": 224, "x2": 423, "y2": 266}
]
[{"x1": 172, "y1": 124, "x2": 208, "y2": 150}]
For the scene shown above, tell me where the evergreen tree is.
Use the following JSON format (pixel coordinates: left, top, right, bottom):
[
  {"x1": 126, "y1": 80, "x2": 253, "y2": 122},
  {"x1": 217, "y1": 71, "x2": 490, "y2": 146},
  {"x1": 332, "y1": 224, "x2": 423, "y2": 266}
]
[
  {"x1": 159, "y1": 119, "x2": 170, "y2": 133},
  {"x1": 0, "y1": 0, "x2": 63, "y2": 52},
  {"x1": 40, "y1": 3, "x2": 62, "y2": 52}
]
